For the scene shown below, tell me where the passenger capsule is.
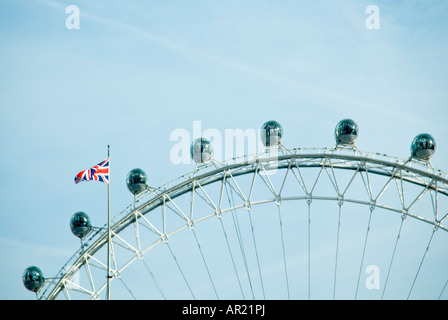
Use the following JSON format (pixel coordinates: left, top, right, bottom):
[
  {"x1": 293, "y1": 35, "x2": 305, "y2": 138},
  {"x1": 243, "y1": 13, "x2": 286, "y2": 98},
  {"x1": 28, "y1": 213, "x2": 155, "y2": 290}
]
[
  {"x1": 261, "y1": 120, "x2": 283, "y2": 147},
  {"x1": 335, "y1": 119, "x2": 359, "y2": 145},
  {"x1": 70, "y1": 211, "x2": 92, "y2": 239},
  {"x1": 22, "y1": 266, "x2": 45, "y2": 292},
  {"x1": 126, "y1": 168, "x2": 148, "y2": 195},
  {"x1": 411, "y1": 133, "x2": 436, "y2": 160},
  {"x1": 190, "y1": 138, "x2": 213, "y2": 164}
]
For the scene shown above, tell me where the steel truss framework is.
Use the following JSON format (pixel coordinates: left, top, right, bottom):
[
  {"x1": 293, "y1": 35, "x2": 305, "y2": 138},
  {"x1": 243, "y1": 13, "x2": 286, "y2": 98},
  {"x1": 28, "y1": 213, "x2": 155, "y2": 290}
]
[{"x1": 38, "y1": 146, "x2": 448, "y2": 300}]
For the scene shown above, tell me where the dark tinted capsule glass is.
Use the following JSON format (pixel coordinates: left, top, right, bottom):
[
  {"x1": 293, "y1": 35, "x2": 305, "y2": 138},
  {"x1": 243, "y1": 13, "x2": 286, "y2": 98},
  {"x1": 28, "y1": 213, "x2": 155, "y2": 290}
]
[
  {"x1": 190, "y1": 138, "x2": 213, "y2": 163},
  {"x1": 261, "y1": 120, "x2": 283, "y2": 146},
  {"x1": 70, "y1": 211, "x2": 92, "y2": 238},
  {"x1": 335, "y1": 119, "x2": 358, "y2": 145},
  {"x1": 126, "y1": 168, "x2": 148, "y2": 195},
  {"x1": 411, "y1": 133, "x2": 436, "y2": 160},
  {"x1": 23, "y1": 266, "x2": 45, "y2": 292}
]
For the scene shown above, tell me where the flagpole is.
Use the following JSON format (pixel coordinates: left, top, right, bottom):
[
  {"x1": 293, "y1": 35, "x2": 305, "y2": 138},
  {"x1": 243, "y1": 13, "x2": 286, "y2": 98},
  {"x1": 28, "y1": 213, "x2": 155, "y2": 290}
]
[{"x1": 107, "y1": 144, "x2": 111, "y2": 300}]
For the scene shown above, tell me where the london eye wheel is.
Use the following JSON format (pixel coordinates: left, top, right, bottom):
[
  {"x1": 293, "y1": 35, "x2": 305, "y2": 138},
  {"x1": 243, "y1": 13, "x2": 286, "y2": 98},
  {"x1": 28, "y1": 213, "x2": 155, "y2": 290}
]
[{"x1": 23, "y1": 119, "x2": 448, "y2": 300}]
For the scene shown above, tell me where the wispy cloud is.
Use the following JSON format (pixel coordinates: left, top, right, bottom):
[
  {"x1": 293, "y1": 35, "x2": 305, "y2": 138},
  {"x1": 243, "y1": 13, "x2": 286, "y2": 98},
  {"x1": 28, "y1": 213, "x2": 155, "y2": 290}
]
[
  {"x1": 36, "y1": 1, "x2": 356, "y2": 97},
  {"x1": 37, "y1": 0, "x2": 443, "y2": 131},
  {"x1": 0, "y1": 236, "x2": 73, "y2": 257}
]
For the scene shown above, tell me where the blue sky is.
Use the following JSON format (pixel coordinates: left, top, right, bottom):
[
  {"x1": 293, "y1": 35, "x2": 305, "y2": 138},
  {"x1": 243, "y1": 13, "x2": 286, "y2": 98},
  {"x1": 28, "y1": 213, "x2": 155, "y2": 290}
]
[{"x1": 0, "y1": 0, "x2": 447, "y2": 299}]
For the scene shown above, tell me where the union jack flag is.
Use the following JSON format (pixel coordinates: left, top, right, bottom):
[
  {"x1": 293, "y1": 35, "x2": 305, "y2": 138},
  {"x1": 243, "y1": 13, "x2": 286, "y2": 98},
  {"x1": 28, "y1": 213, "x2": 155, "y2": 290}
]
[{"x1": 74, "y1": 157, "x2": 110, "y2": 184}]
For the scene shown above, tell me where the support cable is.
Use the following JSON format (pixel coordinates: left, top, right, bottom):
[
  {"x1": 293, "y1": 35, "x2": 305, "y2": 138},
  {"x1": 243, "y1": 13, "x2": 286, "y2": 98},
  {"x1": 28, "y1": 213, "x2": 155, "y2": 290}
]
[
  {"x1": 166, "y1": 242, "x2": 196, "y2": 299},
  {"x1": 438, "y1": 279, "x2": 448, "y2": 300},
  {"x1": 355, "y1": 206, "x2": 374, "y2": 299},
  {"x1": 332, "y1": 202, "x2": 342, "y2": 300},
  {"x1": 225, "y1": 184, "x2": 255, "y2": 299},
  {"x1": 307, "y1": 200, "x2": 311, "y2": 300},
  {"x1": 218, "y1": 218, "x2": 245, "y2": 299},
  {"x1": 277, "y1": 204, "x2": 291, "y2": 299},
  {"x1": 191, "y1": 228, "x2": 219, "y2": 299},
  {"x1": 407, "y1": 228, "x2": 436, "y2": 300},
  {"x1": 141, "y1": 259, "x2": 166, "y2": 300},
  {"x1": 117, "y1": 276, "x2": 136, "y2": 300},
  {"x1": 381, "y1": 216, "x2": 405, "y2": 299},
  {"x1": 247, "y1": 208, "x2": 266, "y2": 299}
]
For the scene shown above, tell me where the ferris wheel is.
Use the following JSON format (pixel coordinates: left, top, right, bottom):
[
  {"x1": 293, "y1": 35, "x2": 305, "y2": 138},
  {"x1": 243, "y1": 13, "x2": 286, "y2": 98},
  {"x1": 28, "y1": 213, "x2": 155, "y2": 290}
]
[{"x1": 22, "y1": 119, "x2": 448, "y2": 300}]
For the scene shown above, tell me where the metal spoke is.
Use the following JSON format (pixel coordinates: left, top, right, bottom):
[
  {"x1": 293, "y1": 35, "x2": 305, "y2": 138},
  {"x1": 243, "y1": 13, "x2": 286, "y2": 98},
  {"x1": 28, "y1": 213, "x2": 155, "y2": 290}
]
[
  {"x1": 247, "y1": 207, "x2": 265, "y2": 299},
  {"x1": 332, "y1": 202, "x2": 342, "y2": 299},
  {"x1": 307, "y1": 199, "x2": 311, "y2": 300},
  {"x1": 166, "y1": 242, "x2": 195, "y2": 299},
  {"x1": 217, "y1": 216, "x2": 245, "y2": 299},
  {"x1": 277, "y1": 204, "x2": 290, "y2": 299},
  {"x1": 407, "y1": 228, "x2": 437, "y2": 299},
  {"x1": 355, "y1": 205, "x2": 375, "y2": 299},
  {"x1": 381, "y1": 216, "x2": 405, "y2": 299},
  {"x1": 191, "y1": 228, "x2": 219, "y2": 299},
  {"x1": 141, "y1": 258, "x2": 166, "y2": 300},
  {"x1": 225, "y1": 182, "x2": 255, "y2": 299}
]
